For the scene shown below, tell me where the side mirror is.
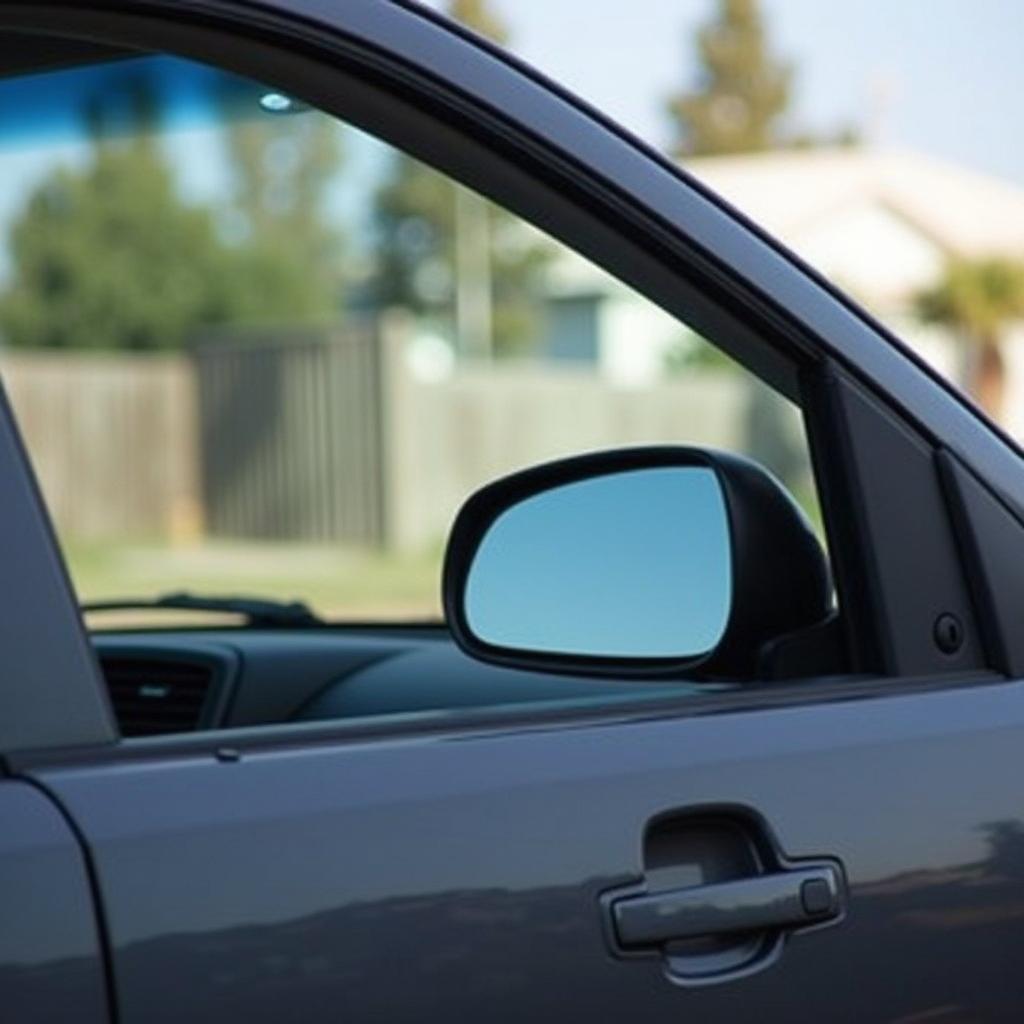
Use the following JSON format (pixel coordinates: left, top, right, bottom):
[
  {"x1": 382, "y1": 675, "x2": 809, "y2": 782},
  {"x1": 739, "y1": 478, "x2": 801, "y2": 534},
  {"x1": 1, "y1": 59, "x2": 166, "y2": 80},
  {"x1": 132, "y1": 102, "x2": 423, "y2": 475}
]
[{"x1": 443, "y1": 447, "x2": 832, "y2": 678}]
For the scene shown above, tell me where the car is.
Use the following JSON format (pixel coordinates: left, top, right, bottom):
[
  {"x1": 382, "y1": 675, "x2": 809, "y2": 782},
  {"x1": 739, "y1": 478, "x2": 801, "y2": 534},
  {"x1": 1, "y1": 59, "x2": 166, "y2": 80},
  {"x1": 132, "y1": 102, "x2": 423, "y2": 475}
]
[{"x1": 3, "y1": 2, "x2": 1024, "y2": 1022}]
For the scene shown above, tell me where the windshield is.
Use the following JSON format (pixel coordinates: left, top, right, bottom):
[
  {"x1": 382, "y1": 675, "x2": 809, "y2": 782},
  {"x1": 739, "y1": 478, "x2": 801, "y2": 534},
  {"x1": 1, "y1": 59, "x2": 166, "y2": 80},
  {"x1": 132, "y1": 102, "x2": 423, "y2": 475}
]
[{"x1": 0, "y1": 45, "x2": 820, "y2": 627}]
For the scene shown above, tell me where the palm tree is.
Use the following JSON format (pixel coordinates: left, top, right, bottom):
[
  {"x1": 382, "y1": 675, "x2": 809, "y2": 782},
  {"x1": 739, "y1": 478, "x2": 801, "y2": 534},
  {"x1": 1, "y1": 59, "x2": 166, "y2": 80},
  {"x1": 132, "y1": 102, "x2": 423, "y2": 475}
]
[{"x1": 915, "y1": 257, "x2": 1024, "y2": 423}]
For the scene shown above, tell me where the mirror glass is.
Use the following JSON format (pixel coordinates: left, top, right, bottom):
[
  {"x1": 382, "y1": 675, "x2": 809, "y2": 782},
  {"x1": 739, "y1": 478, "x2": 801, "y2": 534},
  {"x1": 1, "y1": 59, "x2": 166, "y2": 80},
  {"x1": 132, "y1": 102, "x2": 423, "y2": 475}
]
[{"x1": 464, "y1": 466, "x2": 732, "y2": 659}]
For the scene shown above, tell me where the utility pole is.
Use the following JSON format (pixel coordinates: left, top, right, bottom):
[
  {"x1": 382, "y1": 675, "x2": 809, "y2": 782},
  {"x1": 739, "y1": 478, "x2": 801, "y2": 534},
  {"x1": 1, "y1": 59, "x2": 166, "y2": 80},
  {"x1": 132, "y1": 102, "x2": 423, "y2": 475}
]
[{"x1": 454, "y1": 184, "x2": 492, "y2": 360}]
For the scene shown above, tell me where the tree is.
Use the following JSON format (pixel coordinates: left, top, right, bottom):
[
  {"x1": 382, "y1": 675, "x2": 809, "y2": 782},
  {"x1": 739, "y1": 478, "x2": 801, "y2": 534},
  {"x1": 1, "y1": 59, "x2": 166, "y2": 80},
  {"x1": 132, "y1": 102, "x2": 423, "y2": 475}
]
[
  {"x1": 667, "y1": 0, "x2": 792, "y2": 157},
  {"x1": 372, "y1": 0, "x2": 549, "y2": 358},
  {"x1": 915, "y1": 257, "x2": 1024, "y2": 423},
  {"x1": 217, "y1": 96, "x2": 345, "y2": 322},
  {"x1": 0, "y1": 81, "x2": 238, "y2": 351},
  {"x1": 0, "y1": 75, "x2": 346, "y2": 352},
  {"x1": 2, "y1": 151, "x2": 221, "y2": 351}
]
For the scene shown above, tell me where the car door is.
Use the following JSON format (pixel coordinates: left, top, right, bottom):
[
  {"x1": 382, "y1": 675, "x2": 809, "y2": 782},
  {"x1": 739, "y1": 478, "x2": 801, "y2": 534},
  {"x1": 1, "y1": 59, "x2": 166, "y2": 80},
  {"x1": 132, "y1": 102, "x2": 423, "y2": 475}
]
[
  {"x1": 0, "y1": 781, "x2": 110, "y2": 1024},
  {"x1": 6, "y1": 2, "x2": 1024, "y2": 1022}
]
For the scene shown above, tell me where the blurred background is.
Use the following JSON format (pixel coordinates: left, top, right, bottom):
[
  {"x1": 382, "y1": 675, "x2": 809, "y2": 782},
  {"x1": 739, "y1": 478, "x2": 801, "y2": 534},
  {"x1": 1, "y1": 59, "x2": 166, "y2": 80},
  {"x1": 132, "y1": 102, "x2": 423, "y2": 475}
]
[{"x1": 3, "y1": 1, "x2": 1023, "y2": 623}]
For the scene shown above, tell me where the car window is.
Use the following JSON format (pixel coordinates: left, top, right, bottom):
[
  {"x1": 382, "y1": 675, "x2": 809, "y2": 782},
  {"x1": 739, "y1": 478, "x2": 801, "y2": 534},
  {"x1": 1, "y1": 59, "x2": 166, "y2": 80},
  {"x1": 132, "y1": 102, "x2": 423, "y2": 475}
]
[{"x1": 0, "y1": 51, "x2": 822, "y2": 628}]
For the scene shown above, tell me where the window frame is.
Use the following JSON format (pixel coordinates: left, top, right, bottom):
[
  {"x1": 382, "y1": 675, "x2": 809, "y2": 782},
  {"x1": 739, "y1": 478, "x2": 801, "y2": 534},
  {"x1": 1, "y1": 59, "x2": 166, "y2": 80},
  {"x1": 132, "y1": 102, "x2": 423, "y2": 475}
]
[{"x1": 0, "y1": 0, "x2": 1013, "y2": 754}]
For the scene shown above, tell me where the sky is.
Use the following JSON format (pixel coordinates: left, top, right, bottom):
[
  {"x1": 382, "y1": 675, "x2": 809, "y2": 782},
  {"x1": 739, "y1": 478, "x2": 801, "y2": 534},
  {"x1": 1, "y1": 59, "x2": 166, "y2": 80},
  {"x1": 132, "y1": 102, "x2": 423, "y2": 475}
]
[{"x1": 421, "y1": 0, "x2": 1024, "y2": 186}]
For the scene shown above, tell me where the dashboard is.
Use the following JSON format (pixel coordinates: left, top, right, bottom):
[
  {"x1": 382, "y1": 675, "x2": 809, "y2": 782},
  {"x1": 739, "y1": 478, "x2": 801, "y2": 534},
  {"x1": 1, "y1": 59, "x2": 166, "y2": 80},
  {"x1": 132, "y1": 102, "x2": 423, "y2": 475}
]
[{"x1": 92, "y1": 628, "x2": 713, "y2": 737}]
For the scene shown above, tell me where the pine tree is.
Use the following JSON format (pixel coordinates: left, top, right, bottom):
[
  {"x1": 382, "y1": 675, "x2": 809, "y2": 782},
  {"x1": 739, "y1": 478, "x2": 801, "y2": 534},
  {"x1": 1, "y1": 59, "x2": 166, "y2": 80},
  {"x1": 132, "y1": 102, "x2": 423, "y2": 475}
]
[{"x1": 668, "y1": 0, "x2": 792, "y2": 156}]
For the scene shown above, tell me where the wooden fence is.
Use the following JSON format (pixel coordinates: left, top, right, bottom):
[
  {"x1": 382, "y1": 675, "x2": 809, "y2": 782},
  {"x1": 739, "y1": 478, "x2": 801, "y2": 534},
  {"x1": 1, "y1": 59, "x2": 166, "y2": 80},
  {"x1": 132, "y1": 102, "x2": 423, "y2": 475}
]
[
  {"x1": 1, "y1": 351, "x2": 199, "y2": 541},
  {"x1": 380, "y1": 325, "x2": 749, "y2": 549},
  {"x1": 1, "y1": 326, "x2": 771, "y2": 550},
  {"x1": 195, "y1": 324, "x2": 383, "y2": 544}
]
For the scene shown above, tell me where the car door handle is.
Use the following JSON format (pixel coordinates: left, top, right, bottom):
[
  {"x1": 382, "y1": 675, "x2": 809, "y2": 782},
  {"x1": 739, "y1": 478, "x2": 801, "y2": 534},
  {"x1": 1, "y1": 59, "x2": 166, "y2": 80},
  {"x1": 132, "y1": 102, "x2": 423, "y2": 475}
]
[{"x1": 610, "y1": 864, "x2": 842, "y2": 948}]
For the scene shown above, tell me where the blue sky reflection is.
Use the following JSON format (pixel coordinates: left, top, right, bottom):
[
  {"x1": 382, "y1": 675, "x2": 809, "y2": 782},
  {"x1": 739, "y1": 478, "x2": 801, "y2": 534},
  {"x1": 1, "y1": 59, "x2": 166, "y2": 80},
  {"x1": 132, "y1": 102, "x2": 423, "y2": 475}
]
[{"x1": 466, "y1": 466, "x2": 731, "y2": 658}]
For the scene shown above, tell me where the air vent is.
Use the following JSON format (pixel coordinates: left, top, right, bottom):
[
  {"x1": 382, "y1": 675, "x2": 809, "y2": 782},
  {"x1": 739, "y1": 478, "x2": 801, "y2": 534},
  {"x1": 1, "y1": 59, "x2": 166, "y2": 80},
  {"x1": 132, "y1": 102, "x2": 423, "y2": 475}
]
[{"x1": 100, "y1": 657, "x2": 214, "y2": 737}]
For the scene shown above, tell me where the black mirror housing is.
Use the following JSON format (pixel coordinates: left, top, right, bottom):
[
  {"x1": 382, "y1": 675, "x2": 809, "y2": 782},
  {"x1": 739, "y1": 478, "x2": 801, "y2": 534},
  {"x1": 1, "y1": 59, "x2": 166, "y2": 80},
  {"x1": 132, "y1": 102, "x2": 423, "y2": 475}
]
[{"x1": 442, "y1": 446, "x2": 833, "y2": 680}]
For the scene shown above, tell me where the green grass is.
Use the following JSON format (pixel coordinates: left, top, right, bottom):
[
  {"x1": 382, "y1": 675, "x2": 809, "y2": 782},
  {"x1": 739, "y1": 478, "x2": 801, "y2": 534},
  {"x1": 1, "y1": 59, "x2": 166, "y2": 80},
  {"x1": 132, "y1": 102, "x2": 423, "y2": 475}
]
[{"x1": 64, "y1": 538, "x2": 444, "y2": 626}]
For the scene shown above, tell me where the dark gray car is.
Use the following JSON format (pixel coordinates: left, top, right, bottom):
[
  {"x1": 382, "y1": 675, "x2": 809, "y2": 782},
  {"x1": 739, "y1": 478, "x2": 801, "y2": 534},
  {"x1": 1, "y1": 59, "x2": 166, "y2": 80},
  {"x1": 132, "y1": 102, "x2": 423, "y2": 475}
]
[{"x1": 3, "y1": 2, "x2": 1024, "y2": 1021}]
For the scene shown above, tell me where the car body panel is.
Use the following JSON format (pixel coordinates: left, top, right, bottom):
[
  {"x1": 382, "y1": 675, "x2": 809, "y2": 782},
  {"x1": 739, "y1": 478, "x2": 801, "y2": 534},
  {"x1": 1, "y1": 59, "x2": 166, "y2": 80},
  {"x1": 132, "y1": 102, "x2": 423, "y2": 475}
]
[
  {"x1": 0, "y1": 2, "x2": 1021, "y2": 1022},
  {"x1": 0, "y1": 781, "x2": 109, "y2": 1023},
  {"x1": 31, "y1": 676, "x2": 1024, "y2": 1022}
]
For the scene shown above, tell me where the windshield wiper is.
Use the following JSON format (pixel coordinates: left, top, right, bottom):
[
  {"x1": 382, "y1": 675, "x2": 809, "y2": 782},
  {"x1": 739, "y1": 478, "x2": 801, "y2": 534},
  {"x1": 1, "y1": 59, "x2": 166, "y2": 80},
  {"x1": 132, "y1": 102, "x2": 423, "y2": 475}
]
[{"x1": 81, "y1": 591, "x2": 322, "y2": 627}]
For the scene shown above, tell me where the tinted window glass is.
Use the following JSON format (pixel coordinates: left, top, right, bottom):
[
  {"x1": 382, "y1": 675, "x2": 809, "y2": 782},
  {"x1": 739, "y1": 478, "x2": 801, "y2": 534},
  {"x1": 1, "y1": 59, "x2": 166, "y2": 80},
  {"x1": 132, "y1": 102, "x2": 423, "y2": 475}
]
[{"x1": 0, "y1": 51, "x2": 821, "y2": 626}]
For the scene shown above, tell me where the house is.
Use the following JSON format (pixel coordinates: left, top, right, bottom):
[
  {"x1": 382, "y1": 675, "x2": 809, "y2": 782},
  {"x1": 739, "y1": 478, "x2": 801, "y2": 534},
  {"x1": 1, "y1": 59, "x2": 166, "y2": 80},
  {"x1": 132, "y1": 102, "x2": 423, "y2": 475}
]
[{"x1": 540, "y1": 148, "x2": 1024, "y2": 435}]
